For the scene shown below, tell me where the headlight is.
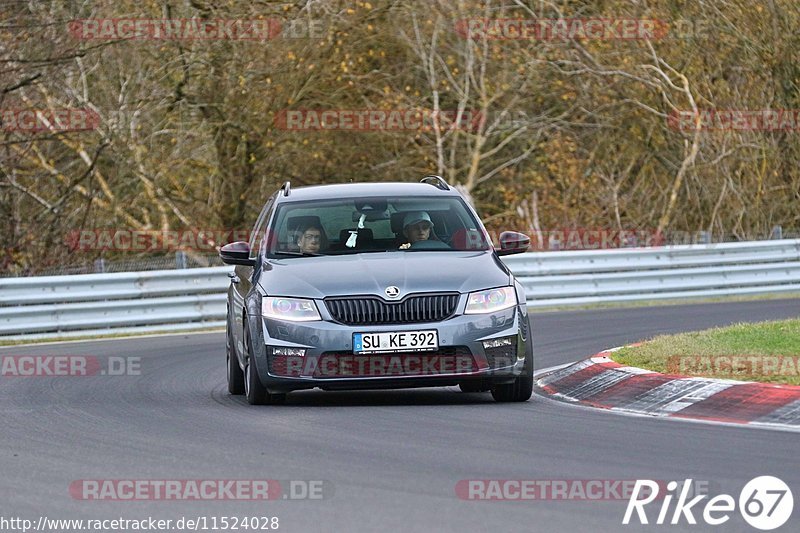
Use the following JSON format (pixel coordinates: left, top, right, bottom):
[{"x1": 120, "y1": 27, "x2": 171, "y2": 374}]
[
  {"x1": 262, "y1": 297, "x2": 321, "y2": 322},
  {"x1": 464, "y1": 287, "x2": 516, "y2": 314}
]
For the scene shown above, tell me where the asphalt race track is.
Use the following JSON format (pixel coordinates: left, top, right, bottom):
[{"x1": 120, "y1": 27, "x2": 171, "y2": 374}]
[{"x1": 1, "y1": 299, "x2": 798, "y2": 533}]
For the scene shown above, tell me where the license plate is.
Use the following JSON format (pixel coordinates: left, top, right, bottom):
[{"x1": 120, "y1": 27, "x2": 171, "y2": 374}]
[{"x1": 353, "y1": 330, "x2": 438, "y2": 354}]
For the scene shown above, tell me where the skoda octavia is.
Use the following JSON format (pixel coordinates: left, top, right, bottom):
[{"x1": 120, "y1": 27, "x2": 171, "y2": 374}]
[{"x1": 220, "y1": 176, "x2": 532, "y2": 405}]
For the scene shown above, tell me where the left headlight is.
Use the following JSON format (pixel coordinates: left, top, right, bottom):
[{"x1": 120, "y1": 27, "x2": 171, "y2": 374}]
[
  {"x1": 464, "y1": 286, "x2": 517, "y2": 314},
  {"x1": 262, "y1": 297, "x2": 321, "y2": 322}
]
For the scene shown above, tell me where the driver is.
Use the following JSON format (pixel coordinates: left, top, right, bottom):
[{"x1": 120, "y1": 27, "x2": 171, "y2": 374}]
[
  {"x1": 399, "y1": 211, "x2": 433, "y2": 249},
  {"x1": 296, "y1": 223, "x2": 326, "y2": 254}
]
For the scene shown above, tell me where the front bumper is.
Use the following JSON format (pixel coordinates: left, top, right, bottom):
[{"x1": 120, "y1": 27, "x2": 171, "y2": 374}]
[{"x1": 251, "y1": 302, "x2": 529, "y2": 393}]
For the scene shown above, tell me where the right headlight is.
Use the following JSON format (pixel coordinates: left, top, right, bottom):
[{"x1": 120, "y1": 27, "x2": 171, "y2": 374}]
[
  {"x1": 464, "y1": 286, "x2": 516, "y2": 314},
  {"x1": 261, "y1": 297, "x2": 321, "y2": 322}
]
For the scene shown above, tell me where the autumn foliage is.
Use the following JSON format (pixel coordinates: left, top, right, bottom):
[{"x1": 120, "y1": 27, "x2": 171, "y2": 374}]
[{"x1": 1, "y1": 1, "x2": 798, "y2": 274}]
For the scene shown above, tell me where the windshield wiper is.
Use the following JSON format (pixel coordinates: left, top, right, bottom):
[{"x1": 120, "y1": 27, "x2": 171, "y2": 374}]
[
  {"x1": 325, "y1": 249, "x2": 389, "y2": 255},
  {"x1": 271, "y1": 251, "x2": 324, "y2": 257}
]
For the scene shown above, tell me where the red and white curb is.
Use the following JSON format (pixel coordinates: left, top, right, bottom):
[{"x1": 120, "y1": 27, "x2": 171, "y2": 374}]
[{"x1": 536, "y1": 347, "x2": 800, "y2": 431}]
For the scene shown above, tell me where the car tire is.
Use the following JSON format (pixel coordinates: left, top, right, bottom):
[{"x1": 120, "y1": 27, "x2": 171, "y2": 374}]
[
  {"x1": 227, "y1": 316, "x2": 245, "y2": 395},
  {"x1": 491, "y1": 340, "x2": 533, "y2": 402},
  {"x1": 244, "y1": 322, "x2": 269, "y2": 405}
]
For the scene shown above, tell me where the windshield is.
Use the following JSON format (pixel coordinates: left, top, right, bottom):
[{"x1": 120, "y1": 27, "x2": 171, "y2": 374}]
[{"x1": 264, "y1": 195, "x2": 492, "y2": 258}]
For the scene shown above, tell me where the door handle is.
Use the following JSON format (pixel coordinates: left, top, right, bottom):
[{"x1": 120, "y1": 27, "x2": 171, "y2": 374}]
[{"x1": 228, "y1": 272, "x2": 240, "y2": 284}]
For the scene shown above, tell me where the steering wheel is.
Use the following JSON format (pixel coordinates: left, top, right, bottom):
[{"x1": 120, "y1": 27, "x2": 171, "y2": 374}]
[{"x1": 410, "y1": 239, "x2": 450, "y2": 250}]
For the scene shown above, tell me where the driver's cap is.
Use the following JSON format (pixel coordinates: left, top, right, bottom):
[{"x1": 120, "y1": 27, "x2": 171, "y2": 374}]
[{"x1": 403, "y1": 211, "x2": 433, "y2": 229}]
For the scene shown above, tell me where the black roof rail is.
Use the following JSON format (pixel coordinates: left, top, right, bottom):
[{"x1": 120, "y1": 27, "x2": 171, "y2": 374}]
[
  {"x1": 280, "y1": 181, "x2": 291, "y2": 196},
  {"x1": 420, "y1": 175, "x2": 450, "y2": 191}
]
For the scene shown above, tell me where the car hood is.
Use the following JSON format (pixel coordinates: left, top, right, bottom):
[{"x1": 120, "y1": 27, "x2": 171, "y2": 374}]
[{"x1": 259, "y1": 251, "x2": 510, "y2": 298}]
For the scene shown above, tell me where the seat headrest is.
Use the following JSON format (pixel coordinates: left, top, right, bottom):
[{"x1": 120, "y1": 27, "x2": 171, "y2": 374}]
[
  {"x1": 287, "y1": 215, "x2": 322, "y2": 232},
  {"x1": 390, "y1": 212, "x2": 407, "y2": 234}
]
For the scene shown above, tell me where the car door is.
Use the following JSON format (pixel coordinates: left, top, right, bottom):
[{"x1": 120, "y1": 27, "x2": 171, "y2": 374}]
[{"x1": 231, "y1": 195, "x2": 276, "y2": 356}]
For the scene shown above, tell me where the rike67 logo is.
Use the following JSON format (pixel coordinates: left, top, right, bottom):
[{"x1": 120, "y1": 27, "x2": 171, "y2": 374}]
[{"x1": 624, "y1": 477, "x2": 794, "y2": 530}]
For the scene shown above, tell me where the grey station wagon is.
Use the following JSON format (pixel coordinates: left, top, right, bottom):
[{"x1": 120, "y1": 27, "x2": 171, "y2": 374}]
[{"x1": 220, "y1": 176, "x2": 532, "y2": 405}]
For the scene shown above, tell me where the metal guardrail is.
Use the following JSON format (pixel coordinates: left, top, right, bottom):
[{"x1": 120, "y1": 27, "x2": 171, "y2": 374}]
[
  {"x1": 0, "y1": 268, "x2": 230, "y2": 339},
  {"x1": 1, "y1": 240, "x2": 799, "y2": 340},
  {"x1": 503, "y1": 239, "x2": 800, "y2": 307}
]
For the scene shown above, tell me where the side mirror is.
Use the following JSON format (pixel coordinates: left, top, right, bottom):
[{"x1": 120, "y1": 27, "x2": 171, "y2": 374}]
[
  {"x1": 219, "y1": 241, "x2": 255, "y2": 266},
  {"x1": 497, "y1": 231, "x2": 530, "y2": 256}
]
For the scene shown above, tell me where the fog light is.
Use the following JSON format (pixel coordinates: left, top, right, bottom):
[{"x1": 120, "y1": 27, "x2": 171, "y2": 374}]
[
  {"x1": 482, "y1": 337, "x2": 513, "y2": 349},
  {"x1": 272, "y1": 347, "x2": 306, "y2": 357}
]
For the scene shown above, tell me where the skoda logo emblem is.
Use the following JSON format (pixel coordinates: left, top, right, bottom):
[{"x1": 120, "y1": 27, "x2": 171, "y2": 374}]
[{"x1": 385, "y1": 286, "x2": 401, "y2": 299}]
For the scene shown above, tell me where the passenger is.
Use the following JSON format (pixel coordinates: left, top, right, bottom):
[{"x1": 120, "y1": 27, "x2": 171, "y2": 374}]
[
  {"x1": 399, "y1": 211, "x2": 433, "y2": 249},
  {"x1": 296, "y1": 223, "x2": 327, "y2": 254}
]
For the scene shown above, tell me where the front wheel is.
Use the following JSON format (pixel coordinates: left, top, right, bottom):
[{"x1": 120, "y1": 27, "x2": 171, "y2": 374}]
[{"x1": 491, "y1": 341, "x2": 533, "y2": 402}]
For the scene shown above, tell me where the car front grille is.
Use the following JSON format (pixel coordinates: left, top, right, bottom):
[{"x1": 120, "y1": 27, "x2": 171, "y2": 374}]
[{"x1": 324, "y1": 293, "x2": 460, "y2": 325}]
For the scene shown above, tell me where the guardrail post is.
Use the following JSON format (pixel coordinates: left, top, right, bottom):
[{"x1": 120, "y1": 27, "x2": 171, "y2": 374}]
[
  {"x1": 622, "y1": 231, "x2": 637, "y2": 248},
  {"x1": 93, "y1": 258, "x2": 105, "y2": 273},
  {"x1": 771, "y1": 225, "x2": 783, "y2": 240},
  {"x1": 176, "y1": 250, "x2": 187, "y2": 269},
  {"x1": 695, "y1": 231, "x2": 711, "y2": 244}
]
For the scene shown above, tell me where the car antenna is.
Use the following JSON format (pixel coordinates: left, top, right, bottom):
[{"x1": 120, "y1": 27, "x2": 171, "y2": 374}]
[{"x1": 420, "y1": 175, "x2": 450, "y2": 191}]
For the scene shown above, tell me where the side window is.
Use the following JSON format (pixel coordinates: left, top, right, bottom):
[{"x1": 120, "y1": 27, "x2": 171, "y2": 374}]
[{"x1": 249, "y1": 195, "x2": 276, "y2": 258}]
